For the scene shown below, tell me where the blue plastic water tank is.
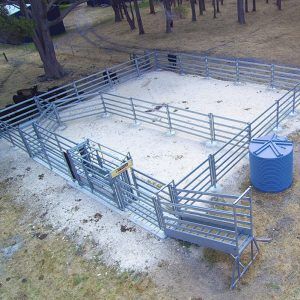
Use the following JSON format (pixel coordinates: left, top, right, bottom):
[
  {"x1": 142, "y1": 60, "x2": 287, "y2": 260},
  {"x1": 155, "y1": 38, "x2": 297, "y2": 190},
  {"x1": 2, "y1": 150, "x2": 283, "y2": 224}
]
[{"x1": 249, "y1": 134, "x2": 293, "y2": 192}]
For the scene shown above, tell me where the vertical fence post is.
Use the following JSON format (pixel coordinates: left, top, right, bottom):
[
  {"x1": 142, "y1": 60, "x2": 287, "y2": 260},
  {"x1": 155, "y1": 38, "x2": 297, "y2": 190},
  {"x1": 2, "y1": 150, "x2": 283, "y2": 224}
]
[
  {"x1": 0, "y1": 122, "x2": 5, "y2": 140},
  {"x1": 34, "y1": 96, "x2": 43, "y2": 114},
  {"x1": 235, "y1": 59, "x2": 240, "y2": 84},
  {"x1": 73, "y1": 82, "x2": 79, "y2": 99},
  {"x1": 52, "y1": 104, "x2": 62, "y2": 127},
  {"x1": 208, "y1": 154, "x2": 217, "y2": 188},
  {"x1": 3, "y1": 122, "x2": 15, "y2": 146},
  {"x1": 248, "y1": 187, "x2": 253, "y2": 237},
  {"x1": 131, "y1": 169, "x2": 141, "y2": 199},
  {"x1": 205, "y1": 56, "x2": 209, "y2": 78},
  {"x1": 81, "y1": 159, "x2": 94, "y2": 192},
  {"x1": 154, "y1": 51, "x2": 159, "y2": 70},
  {"x1": 292, "y1": 88, "x2": 296, "y2": 115},
  {"x1": 233, "y1": 203, "x2": 239, "y2": 251},
  {"x1": 208, "y1": 113, "x2": 216, "y2": 143},
  {"x1": 276, "y1": 100, "x2": 280, "y2": 129},
  {"x1": 270, "y1": 64, "x2": 275, "y2": 89},
  {"x1": 111, "y1": 178, "x2": 126, "y2": 211},
  {"x1": 247, "y1": 123, "x2": 252, "y2": 143},
  {"x1": 134, "y1": 58, "x2": 140, "y2": 76},
  {"x1": 32, "y1": 123, "x2": 52, "y2": 169},
  {"x1": 168, "y1": 181, "x2": 180, "y2": 215},
  {"x1": 165, "y1": 104, "x2": 175, "y2": 136},
  {"x1": 100, "y1": 93, "x2": 110, "y2": 117},
  {"x1": 178, "y1": 54, "x2": 184, "y2": 75},
  {"x1": 152, "y1": 195, "x2": 166, "y2": 230},
  {"x1": 105, "y1": 68, "x2": 113, "y2": 88},
  {"x1": 144, "y1": 50, "x2": 151, "y2": 70},
  {"x1": 18, "y1": 126, "x2": 32, "y2": 157},
  {"x1": 130, "y1": 97, "x2": 139, "y2": 125}
]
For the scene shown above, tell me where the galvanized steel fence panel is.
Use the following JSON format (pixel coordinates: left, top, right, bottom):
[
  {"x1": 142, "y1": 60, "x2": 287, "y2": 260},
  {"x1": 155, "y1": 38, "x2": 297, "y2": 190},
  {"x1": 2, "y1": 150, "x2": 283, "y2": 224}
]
[
  {"x1": 154, "y1": 51, "x2": 300, "y2": 89},
  {"x1": 0, "y1": 50, "x2": 299, "y2": 241}
]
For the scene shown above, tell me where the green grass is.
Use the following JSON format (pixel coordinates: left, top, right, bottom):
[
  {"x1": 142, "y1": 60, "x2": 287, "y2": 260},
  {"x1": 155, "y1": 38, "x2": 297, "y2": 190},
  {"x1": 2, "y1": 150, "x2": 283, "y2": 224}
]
[
  {"x1": 138, "y1": 0, "x2": 150, "y2": 9},
  {"x1": 59, "y1": 4, "x2": 71, "y2": 11}
]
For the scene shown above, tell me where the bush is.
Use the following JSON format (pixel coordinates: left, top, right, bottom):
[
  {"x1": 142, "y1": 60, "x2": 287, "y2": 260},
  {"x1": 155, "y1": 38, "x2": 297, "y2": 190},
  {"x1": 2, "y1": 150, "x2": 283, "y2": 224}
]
[
  {"x1": 0, "y1": 15, "x2": 34, "y2": 45},
  {"x1": 174, "y1": 5, "x2": 189, "y2": 19}
]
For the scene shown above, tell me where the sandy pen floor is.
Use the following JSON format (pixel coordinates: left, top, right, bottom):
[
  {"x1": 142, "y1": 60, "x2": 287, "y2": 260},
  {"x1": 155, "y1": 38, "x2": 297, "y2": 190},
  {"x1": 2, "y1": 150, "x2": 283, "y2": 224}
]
[
  {"x1": 111, "y1": 71, "x2": 287, "y2": 122},
  {"x1": 56, "y1": 71, "x2": 288, "y2": 184}
]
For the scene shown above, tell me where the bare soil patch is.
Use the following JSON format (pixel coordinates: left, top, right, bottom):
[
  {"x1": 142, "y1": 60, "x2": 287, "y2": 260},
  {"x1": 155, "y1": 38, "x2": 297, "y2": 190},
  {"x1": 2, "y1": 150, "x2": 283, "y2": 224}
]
[{"x1": 0, "y1": 124, "x2": 299, "y2": 299}]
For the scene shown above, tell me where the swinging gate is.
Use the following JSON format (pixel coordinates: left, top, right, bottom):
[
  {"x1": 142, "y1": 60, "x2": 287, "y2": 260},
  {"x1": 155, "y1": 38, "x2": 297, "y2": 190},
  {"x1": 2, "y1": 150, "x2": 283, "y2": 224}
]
[{"x1": 65, "y1": 139, "x2": 164, "y2": 229}]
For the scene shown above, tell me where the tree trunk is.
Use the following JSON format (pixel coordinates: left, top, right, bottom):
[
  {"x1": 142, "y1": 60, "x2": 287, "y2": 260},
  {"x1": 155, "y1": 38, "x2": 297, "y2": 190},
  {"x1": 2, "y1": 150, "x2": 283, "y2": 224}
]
[
  {"x1": 119, "y1": 3, "x2": 124, "y2": 19},
  {"x1": 212, "y1": 0, "x2": 217, "y2": 18},
  {"x1": 29, "y1": 0, "x2": 64, "y2": 79},
  {"x1": 252, "y1": 0, "x2": 256, "y2": 12},
  {"x1": 277, "y1": 0, "x2": 281, "y2": 10},
  {"x1": 245, "y1": 0, "x2": 248, "y2": 12},
  {"x1": 163, "y1": 0, "x2": 173, "y2": 33},
  {"x1": 199, "y1": 0, "x2": 204, "y2": 15},
  {"x1": 112, "y1": 0, "x2": 122, "y2": 22},
  {"x1": 149, "y1": 0, "x2": 156, "y2": 14},
  {"x1": 216, "y1": 0, "x2": 220, "y2": 13},
  {"x1": 133, "y1": 0, "x2": 145, "y2": 34},
  {"x1": 237, "y1": 0, "x2": 246, "y2": 24},
  {"x1": 129, "y1": 1, "x2": 135, "y2": 25},
  {"x1": 121, "y1": 0, "x2": 136, "y2": 30},
  {"x1": 190, "y1": 0, "x2": 197, "y2": 21}
]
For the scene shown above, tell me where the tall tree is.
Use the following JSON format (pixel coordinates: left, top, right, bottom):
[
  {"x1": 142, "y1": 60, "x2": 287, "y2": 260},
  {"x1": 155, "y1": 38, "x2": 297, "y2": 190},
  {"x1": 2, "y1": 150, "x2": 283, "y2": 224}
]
[
  {"x1": 149, "y1": 0, "x2": 156, "y2": 14},
  {"x1": 216, "y1": 0, "x2": 220, "y2": 13},
  {"x1": 190, "y1": 0, "x2": 197, "y2": 21},
  {"x1": 212, "y1": 0, "x2": 217, "y2": 18},
  {"x1": 252, "y1": 0, "x2": 256, "y2": 12},
  {"x1": 199, "y1": 0, "x2": 205, "y2": 15},
  {"x1": 245, "y1": 0, "x2": 249, "y2": 13},
  {"x1": 1, "y1": 0, "x2": 86, "y2": 79},
  {"x1": 237, "y1": 0, "x2": 246, "y2": 24},
  {"x1": 133, "y1": 0, "x2": 145, "y2": 34},
  {"x1": 163, "y1": 0, "x2": 173, "y2": 33},
  {"x1": 112, "y1": 0, "x2": 122, "y2": 22},
  {"x1": 121, "y1": 0, "x2": 136, "y2": 30},
  {"x1": 277, "y1": 0, "x2": 282, "y2": 10}
]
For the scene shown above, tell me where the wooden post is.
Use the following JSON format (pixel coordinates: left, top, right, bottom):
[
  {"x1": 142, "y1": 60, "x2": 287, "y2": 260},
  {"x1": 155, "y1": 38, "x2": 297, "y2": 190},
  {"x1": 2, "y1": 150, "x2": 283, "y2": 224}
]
[{"x1": 3, "y1": 52, "x2": 8, "y2": 62}]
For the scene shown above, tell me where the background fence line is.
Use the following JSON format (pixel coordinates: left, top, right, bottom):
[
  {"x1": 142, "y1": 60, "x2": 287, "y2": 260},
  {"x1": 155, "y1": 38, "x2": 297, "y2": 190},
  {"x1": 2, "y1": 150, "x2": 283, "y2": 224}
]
[{"x1": 2, "y1": 50, "x2": 300, "y2": 128}]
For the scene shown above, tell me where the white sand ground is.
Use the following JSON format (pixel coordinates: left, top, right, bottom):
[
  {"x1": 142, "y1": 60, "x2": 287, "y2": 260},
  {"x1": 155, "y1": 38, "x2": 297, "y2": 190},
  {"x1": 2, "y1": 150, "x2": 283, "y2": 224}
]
[
  {"x1": 57, "y1": 115, "x2": 215, "y2": 184},
  {"x1": 111, "y1": 71, "x2": 286, "y2": 122},
  {"x1": 57, "y1": 71, "x2": 288, "y2": 185}
]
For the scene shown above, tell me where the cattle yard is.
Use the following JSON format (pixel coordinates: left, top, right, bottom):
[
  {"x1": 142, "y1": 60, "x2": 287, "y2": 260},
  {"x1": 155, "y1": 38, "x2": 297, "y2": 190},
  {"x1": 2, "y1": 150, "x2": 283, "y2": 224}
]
[
  {"x1": 0, "y1": 51, "x2": 300, "y2": 289},
  {"x1": 56, "y1": 71, "x2": 287, "y2": 184}
]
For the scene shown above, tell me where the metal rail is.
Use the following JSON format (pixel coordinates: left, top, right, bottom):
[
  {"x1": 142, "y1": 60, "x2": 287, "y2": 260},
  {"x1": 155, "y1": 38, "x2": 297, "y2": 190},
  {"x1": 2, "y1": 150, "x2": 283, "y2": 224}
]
[{"x1": 0, "y1": 50, "x2": 299, "y2": 289}]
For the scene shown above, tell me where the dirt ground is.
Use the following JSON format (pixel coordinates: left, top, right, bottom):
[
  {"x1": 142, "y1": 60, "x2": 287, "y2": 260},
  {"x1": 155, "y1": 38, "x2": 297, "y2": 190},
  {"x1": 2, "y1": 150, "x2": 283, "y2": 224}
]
[
  {"x1": 0, "y1": 128, "x2": 299, "y2": 299},
  {"x1": 0, "y1": 185, "x2": 169, "y2": 299},
  {"x1": 1, "y1": 0, "x2": 300, "y2": 107}
]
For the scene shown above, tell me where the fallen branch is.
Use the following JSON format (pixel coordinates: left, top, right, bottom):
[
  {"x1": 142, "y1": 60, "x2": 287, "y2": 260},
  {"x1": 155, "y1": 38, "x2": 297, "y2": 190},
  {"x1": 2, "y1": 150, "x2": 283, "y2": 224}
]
[{"x1": 256, "y1": 237, "x2": 273, "y2": 243}]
